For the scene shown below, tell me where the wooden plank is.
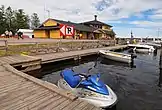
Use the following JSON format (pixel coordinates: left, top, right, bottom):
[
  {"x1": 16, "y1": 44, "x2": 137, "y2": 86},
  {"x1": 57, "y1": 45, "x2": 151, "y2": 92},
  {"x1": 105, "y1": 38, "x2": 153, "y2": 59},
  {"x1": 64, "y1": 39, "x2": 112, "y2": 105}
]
[
  {"x1": 0, "y1": 85, "x2": 42, "y2": 106},
  {"x1": 52, "y1": 99, "x2": 71, "y2": 110},
  {"x1": 39, "y1": 97, "x2": 67, "y2": 110},
  {"x1": 0, "y1": 78, "x2": 27, "y2": 89},
  {"x1": 0, "y1": 58, "x2": 11, "y2": 64},
  {"x1": 8, "y1": 91, "x2": 56, "y2": 110},
  {"x1": 2, "y1": 56, "x2": 17, "y2": 64},
  {"x1": 18, "y1": 93, "x2": 57, "y2": 110},
  {"x1": 31, "y1": 95, "x2": 62, "y2": 110},
  {"x1": 62, "y1": 100, "x2": 82, "y2": 110},
  {"x1": 0, "y1": 83, "x2": 41, "y2": 103},
  {"x1": 0, "y1": 71, "x2": 12, "y2": 77},
  {"x1": 72, "y1": 101, "x2": 89, "y2": 110},
  {"x1": 0, "y1": 88, "x2": 50, "y2": 109},
  {"x1": 0, "y1": 66, "x2": 6, "y2": 72},
  {"x1": 81, "y1": 104, "x2": 96, "y2": 110},
  {"x1": 1, "y1": 57, "x2": 17, "y2": 64},
  {"x1": 0, "y1": 77, "x2": 25, "y2": 87},
  {"x1": 11, "y1": 55, "x2": 28, "y2": 61},
  {"x1": 6, "y1": 56, "x2": 20, "y2": 61},
  {"x1": 0, "y1": 82, "x2": 35, "y2": 100},
  {"x1": 3, "y1": 64, "x2": 77, "y2": 100},
  {"x1": 0, "y1": 73, "x2": 12, "y2": 79},
  {"x1": 0, "y1": 81, "x2": 33, "y2": 94}
]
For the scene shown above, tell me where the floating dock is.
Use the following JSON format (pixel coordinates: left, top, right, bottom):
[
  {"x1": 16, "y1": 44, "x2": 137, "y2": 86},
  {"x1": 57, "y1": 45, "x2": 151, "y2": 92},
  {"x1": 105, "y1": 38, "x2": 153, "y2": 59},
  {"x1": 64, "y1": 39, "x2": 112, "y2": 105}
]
[
  {"x1": 37, "y1": 45, "x2": 127, "y2": 64},
  {"x1": 0, "y1": 63, "x2": 101, "y2": 110},
  {"x1": 0, "y1": 45, "x2": 127, "y2": 110}
]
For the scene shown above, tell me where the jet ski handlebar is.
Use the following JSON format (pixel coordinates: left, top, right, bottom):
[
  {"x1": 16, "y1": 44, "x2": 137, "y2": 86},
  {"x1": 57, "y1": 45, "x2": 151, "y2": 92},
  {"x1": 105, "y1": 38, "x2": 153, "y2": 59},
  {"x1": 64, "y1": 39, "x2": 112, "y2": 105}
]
[{"x1": 74, "y1": 73, "x2": 91, "y2": 79}]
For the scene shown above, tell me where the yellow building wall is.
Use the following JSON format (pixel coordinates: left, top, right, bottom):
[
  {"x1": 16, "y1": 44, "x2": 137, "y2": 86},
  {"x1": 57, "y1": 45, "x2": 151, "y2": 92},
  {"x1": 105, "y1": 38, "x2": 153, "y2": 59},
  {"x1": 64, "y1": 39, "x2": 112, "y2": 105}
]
[
  {"x1": 102, "y1": 25, "x2": 111, "y2": 30},
  {"x1": 34, "y1": 30, "x2": 48, "y2": 38},
  {"x1": 50, "y1": 30, "x2": 61, "y2": 39},
  {"x1": 81, "y1": 32, "x2": 88, "y2": 39},
  {"x1": 43, "y1": 19, "x2": 58, "y2": 27}
]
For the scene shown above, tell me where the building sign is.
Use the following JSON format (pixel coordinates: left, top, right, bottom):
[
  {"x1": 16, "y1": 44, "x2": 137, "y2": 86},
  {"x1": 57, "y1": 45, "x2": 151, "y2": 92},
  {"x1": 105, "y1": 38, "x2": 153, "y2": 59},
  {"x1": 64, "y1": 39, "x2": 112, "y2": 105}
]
[{"x1": 60, "y1": 24, "x2": 74, "y2": 36}]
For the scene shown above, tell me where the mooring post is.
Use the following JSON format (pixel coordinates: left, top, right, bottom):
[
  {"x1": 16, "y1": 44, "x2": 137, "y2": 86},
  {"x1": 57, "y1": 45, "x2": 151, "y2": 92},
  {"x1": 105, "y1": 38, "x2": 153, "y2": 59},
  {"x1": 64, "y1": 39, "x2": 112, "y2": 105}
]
[
  {"x1": 35, "y1": 42, "x2": 38, "y2": 53},
  {"x1": 71, "y1": 41, "x2": 73, "y2": 50},
  {"x1": 160, "y1": 43, "x2": 162, "y2": 69},
  {"x1": 130, "y1": 53, "x2": 137, "y2": 68},
  {"x1": 130, "y1": 53, "x2": 134, "y2": 68},
  {"x1": 4, "y1": 40, "x2": 8, "y2": 55},
  {"x1": 154, "y1": 49, "x2": 157, "y2": 56},
  {"x1": 158, "y1": 43, "x2": 162, "y2": 87}
]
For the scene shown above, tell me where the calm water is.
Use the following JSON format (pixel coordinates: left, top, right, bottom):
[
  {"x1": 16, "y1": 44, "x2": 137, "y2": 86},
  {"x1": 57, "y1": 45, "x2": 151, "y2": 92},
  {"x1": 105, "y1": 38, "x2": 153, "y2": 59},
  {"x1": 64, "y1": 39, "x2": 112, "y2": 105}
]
[{"x1": 42, "y1": 50, "x2": 162, "y2": 110}]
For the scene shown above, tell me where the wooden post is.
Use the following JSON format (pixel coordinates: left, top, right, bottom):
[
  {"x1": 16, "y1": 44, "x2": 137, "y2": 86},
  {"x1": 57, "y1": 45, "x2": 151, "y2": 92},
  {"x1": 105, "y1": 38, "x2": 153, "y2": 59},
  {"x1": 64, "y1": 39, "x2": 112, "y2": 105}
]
[
  {"x1": 5, "y1": 40, "x2": 8, "y2": 55},
  {"x1": 159, "y1": 43, "x2": 162, "y2": 87},
  {"x1": 71, "y1": 41, "x2": 73, "y2": 50},
  {"x1": 81, "y1": 41, "x2": 84, "y2": 50},
  {"x1": 160, "y1": 43, "x2": 162, "y2": 69},
  {"x1": 35, "y1": 42, "x2": 38, "y2": 53}
]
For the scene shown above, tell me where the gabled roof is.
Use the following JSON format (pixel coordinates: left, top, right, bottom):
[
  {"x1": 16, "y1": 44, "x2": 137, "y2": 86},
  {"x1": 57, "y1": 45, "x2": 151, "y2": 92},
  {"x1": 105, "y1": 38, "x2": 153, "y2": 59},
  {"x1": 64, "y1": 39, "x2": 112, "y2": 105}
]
[
  {"x1": 52, "y1": 19, "x2": 96, "y2": 32},
  {"x1": 38, "y1": 18, "x2": 96, "y2": 32},
  {"x1": 35, "y1": 26, "x2": 59, "y2": 30},
  {"x1": 83, "y1": 20, "x2": 112, "y2": 27},
  {"x1": 102, "y1": 29, "x2": 116, "y2": 35}
]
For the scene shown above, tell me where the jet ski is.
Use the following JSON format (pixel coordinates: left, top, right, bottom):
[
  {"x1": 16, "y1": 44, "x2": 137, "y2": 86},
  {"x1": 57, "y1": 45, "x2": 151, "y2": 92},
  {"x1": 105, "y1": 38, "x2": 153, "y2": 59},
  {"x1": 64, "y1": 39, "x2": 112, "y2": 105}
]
[{"x1": 57, "y1": 69, "x2": 117, "y2": 108}]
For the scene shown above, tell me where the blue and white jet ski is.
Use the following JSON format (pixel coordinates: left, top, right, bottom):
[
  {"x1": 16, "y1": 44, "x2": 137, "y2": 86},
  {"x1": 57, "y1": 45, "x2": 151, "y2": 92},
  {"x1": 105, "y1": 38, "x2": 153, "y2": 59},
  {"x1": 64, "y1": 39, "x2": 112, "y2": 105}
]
[{"x1": 58, "y1": 69, "x2": 117, "y2": 108}]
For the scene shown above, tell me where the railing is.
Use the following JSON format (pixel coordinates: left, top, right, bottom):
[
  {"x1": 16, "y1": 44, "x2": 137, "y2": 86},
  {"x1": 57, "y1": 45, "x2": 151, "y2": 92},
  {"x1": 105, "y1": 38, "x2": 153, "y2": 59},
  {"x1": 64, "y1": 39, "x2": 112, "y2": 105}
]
[{"x1": 0, "y1": 40, "x2": 116, "y2": 56}]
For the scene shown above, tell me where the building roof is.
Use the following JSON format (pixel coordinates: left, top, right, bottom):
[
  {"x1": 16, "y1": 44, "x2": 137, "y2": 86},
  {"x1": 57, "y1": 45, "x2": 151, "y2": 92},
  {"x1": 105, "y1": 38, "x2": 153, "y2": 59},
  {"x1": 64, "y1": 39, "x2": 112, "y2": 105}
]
[
  {"x1": 82, "y1": 15, "x2": 112, "y2": 27},
  {"x1": 35, "y1": 26, "x2": 59, "y2": 30},
  {"x1": 52, "y1": 19, "x2": 96, "y2": 32},
  {"x1": 102, "y1": 30, "x2": 116, "y2": 35},
  {"x1": 95, "y1": 29, "x2": 116, "y2": 36},
  {"x1": 83, "y1": 20, "x2": 112, "y2": 27}
]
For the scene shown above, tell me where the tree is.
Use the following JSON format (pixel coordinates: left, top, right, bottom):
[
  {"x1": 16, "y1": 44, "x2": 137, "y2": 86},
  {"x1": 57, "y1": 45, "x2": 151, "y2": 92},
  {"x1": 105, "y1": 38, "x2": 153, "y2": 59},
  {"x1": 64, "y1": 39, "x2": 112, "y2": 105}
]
[
  {"x1": 14, "y1": 9, "x2": 30, "y2": 29},
  {"x1": 31, "y1": 13, "x2": 40, "y2": 29},
  {"x1": 0, "y1": 5, "x2": 7, "y2": 34},
  {"x1": 5, "y1": 6, "x2": 15, "y2": 30}
]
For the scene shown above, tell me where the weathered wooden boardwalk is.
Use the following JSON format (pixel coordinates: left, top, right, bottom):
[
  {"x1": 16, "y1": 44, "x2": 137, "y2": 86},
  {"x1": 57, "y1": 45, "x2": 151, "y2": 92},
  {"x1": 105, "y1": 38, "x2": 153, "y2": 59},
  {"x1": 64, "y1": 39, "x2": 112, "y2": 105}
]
[
  {"x1": 36, "y1": 45, "x2": 127, "y2": 64},
  {"x1": 0, "y1": 45, "x2": 127, "y2": 110},
  {"x1": 0, "y1": 55, "x2": 41, "y2": 72},
  {"x1": 0, "y1": 63, "x2": 101, "y2": 110}
]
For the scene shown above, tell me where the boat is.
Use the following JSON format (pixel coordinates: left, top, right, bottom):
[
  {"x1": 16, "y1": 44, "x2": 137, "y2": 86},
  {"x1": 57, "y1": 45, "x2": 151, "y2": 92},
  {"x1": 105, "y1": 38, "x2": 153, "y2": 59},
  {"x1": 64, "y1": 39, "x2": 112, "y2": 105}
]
[
  {"x1": 99, "y1": 50, "x2": 134, "y2": 64},
  {"x1": 128, "y1": 44, "x2": 155, "y2": 53},
  {"x1": 58, "y1": 69, "x2": 118, "y2": 108}
]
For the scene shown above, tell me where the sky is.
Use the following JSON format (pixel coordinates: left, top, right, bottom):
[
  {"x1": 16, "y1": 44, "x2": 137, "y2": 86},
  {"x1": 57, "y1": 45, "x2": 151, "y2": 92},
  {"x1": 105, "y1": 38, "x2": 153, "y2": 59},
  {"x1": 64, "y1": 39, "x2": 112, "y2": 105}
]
[{"x1": 1, "y1": 0, "x2": 162, "y2": 38}]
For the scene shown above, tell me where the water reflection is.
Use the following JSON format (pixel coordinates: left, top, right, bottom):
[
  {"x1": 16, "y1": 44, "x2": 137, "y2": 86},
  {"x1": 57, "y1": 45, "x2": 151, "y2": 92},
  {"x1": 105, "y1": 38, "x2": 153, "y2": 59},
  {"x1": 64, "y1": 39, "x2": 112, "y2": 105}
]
[
  {"x1": 159, "y1": 49, "x2": 162, "y2": 87},
  {"x1": 158, "y1": 68, "x2": 162, "y2": 87},
  {"x1": 100, "y1": 57, "x2": 131, "y2": 68}
]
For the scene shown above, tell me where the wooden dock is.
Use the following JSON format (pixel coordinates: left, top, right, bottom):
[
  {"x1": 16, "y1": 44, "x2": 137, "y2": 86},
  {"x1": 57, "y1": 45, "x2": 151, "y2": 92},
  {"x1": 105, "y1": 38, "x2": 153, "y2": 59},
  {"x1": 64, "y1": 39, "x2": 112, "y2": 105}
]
[
  {"x1": 0, "y1": 55, "x2": 41, "y2": 72},
  {"x1": 0, "y1": 63, "x2": 102, "y2": 110},
  {"x1": 0, "y1": 45, "x2": 127, "y2": 110},
  {"x1": 36, "y1": 45, "x2": 127, "y2": 64}
]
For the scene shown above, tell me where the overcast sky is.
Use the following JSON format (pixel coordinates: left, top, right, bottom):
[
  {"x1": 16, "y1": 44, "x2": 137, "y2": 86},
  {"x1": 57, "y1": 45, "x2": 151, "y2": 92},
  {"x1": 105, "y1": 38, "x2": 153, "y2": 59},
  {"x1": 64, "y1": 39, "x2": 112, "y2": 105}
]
[{"x1": 1, "y1": 0, "x2": 162, "y2": 38}]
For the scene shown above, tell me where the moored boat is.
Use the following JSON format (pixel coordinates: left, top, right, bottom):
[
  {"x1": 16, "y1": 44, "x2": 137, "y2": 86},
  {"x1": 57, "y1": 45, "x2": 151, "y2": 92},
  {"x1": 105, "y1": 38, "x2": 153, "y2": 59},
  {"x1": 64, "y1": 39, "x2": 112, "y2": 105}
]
[
  {"x1": 99, "y1": 50, "x2": 133, "y2": 64},
  {"x1": 128, "y1": 44, "x2": 155, "y2": 53}
]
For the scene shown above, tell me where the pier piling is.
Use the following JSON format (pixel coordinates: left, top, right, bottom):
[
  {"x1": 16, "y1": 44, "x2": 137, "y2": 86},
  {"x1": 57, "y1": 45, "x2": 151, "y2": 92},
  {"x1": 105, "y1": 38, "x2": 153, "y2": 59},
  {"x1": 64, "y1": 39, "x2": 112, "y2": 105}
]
[{"x1": 159, "y1": 43, "x2": 162, "y2": 87}]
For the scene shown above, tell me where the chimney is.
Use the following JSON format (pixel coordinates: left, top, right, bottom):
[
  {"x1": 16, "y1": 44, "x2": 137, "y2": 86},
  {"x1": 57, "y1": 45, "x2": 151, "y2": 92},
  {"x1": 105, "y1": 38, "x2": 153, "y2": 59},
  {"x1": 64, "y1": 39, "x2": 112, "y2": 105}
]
[{"x1": 94, "y1": 15, "x2": 97, "y2": 21}]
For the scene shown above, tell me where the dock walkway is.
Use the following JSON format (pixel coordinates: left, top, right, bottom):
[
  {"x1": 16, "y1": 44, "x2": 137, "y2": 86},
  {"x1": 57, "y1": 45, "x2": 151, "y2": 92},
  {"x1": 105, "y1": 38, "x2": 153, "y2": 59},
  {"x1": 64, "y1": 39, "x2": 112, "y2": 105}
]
[
  {"x1": 0, "y1": 45, "x2": 127, "y2": 110},
  {"x1": 36, "y1": 45, "x2": 127, "y2": 64},
  {"x1": 0, "y1": 63, "x2": 101, "y2": 110}
]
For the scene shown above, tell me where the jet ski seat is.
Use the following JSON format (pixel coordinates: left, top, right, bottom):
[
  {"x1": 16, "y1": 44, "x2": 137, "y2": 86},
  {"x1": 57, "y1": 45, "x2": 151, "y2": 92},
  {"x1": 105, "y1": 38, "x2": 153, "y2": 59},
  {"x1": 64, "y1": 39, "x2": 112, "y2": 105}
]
[{"x1": 60, "y1": 69, "x2": 81, "y2": 88}]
